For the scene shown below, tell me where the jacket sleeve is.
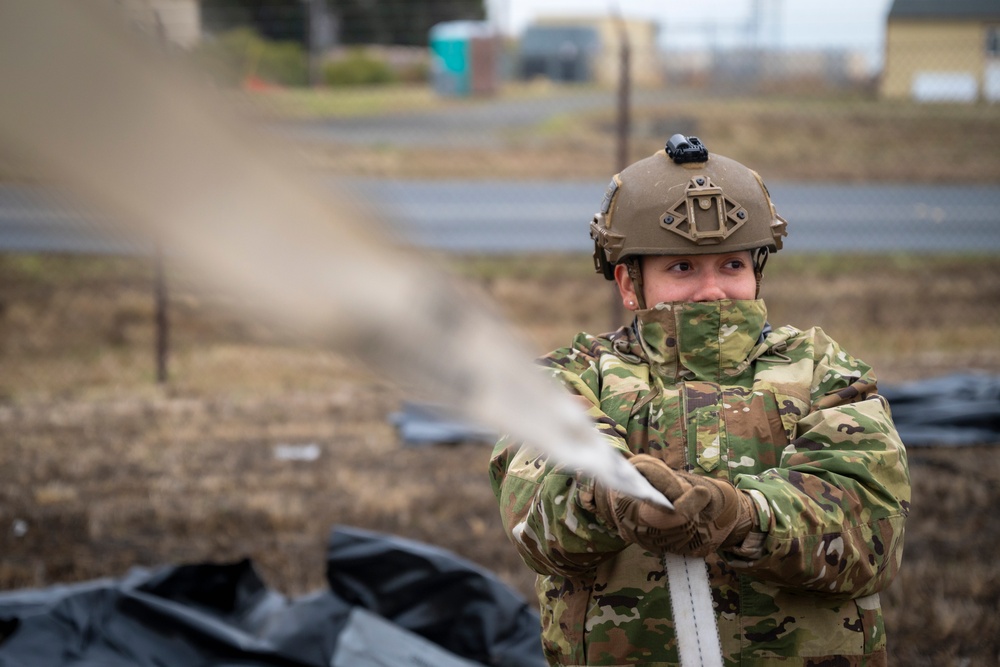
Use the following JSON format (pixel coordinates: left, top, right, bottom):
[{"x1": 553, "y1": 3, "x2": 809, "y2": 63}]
[
  {"x1": 728, "y1": 328, "x2": 910, "y2": 598},
  {"x1": 488, "y1": 337, "x2": 631, "y2": 578}
]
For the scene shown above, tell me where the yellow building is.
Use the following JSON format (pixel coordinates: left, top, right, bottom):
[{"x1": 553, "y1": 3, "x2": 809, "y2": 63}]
[{"x1": 882, "y1": 0, "x2": 1000, "y2": 102}]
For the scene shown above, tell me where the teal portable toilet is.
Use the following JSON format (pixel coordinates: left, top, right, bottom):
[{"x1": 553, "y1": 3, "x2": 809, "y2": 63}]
[{"x1": 430, "y1": 21, "x2": 496, "y2": 97}]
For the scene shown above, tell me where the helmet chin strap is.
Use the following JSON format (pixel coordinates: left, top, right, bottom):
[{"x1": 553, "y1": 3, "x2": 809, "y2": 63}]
[
  {"x1": 752, "y1": 247, "x2": 770, "y2": 298},
  {"x1": 625, "y1": 258, "x2": 647, "y2": 310}
]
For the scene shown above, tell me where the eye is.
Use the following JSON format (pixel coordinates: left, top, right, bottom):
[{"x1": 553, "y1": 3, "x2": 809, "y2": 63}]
[
  {"x1": 667, "y1": 260, "x2": 692, "y2": 273},
  {"x1": 723, "y1": 257, "x2": 748, "y2": 271}
]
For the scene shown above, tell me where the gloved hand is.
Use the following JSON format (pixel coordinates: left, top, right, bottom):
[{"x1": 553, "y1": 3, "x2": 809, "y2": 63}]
[
  {"x1": 664, "y1": 463, "x2": 757, "y2": 557},
  {"x1": 592, "y1": 454, "x2": 711, "y2": 554},
  {"x1": 592, "y1": 454, "x2": 756, "y2": 557}
]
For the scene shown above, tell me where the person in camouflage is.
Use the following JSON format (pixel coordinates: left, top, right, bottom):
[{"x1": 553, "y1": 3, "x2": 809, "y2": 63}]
[{"x1": 489, "y1": 136, "x2": 910, "y2": 667}]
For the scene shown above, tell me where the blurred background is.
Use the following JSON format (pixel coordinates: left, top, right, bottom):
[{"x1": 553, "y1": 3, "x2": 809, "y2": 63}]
[{"x1": 1, "y1": 1, "x2": 998, "y2": 665}]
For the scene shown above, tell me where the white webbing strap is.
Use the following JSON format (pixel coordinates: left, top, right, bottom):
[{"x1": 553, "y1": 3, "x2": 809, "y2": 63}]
[{"x1": 663, "y1": 553, "x2": 724, "y2": 667}]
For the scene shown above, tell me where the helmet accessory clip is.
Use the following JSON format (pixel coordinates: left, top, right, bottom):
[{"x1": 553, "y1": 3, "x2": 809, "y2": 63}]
[
  {"x1": 665, "y1": 134, "x2": 708, "y2": 164},
  {"x1": 660, "y1": 176, "x2": 748, "y2": 245}
]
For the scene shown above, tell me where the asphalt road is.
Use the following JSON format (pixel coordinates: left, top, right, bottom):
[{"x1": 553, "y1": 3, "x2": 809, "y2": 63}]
[
  {"x1": 0, "y1": 184, "x2": 150, "y2": 255},
  {"x1": 2, "y1": 179, "x2": 999, "y2": 255},
  {"x1": 354, "y1": 179, "x2": 1000, "y2": 253}
]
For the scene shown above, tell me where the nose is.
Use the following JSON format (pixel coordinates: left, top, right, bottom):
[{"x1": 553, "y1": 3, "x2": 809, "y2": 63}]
[{"x1": 691, "y1": 272, "x2": 727, "y2": 302}]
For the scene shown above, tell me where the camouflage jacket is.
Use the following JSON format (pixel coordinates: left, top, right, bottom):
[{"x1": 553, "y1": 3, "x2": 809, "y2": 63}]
[{"x1": 489, "y1": 299, "x2": 910, "y2": 667}]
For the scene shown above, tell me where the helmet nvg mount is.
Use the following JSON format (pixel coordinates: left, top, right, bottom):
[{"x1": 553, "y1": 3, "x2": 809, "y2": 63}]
[{"x1": 590, "y1": 134, "x2": 788, "y2": 281}]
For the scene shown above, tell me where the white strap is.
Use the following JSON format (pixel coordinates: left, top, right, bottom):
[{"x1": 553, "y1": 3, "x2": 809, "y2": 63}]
[{"x1": 663, "y1": 553, "x2": 724, "y2": 667}]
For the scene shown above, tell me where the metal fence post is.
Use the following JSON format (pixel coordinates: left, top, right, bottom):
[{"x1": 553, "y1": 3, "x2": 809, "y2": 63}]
[{"x1": 154, "y1": 241, "x2": 169, "y2": 384}]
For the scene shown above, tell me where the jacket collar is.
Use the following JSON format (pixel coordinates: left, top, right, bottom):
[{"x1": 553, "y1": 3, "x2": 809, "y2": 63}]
[{"x1": 628, "y1": 299, "x2": 768, "y2": 382}]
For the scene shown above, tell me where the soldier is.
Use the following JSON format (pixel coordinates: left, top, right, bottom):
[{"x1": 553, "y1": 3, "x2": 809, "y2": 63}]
[{"x1": 489, "y1": 136, "x2": 910, "y2": 666}]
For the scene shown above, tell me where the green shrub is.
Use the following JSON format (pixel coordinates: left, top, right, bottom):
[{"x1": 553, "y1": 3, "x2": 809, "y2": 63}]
[
  {"x1": 189, "y1": 27, "x2": 307, "y2": 87},
  {"x1": 254, "y1": 39, "x2": 308, "y2": 87},
  {"x1": 322, "y1": 49, "x2": 397, "y2": 87}
]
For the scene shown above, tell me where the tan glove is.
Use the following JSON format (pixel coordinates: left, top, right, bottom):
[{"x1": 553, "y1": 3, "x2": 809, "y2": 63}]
[
  {"x1": 592, "y1": 454, "x2": 712, "y2": 554},
  {"x1": 593, "y1": 454, "x2": 756, "y2": 557},
  {"x1": 656, "y1": 461, "x2": 757, "y2": 557}
]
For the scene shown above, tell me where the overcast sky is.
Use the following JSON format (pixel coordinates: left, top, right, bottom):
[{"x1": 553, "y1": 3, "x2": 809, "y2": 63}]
[{"x1": 486, "y1": 0, "x2": 896, "y2": 65}]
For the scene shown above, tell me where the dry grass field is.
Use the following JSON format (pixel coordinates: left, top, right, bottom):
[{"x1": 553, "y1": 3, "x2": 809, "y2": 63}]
[{"x1": 0, "y1": 251, "x2": 998, "y2": 666}]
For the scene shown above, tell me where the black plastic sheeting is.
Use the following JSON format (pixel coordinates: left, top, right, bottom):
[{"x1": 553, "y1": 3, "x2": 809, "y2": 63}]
[
  {"x1": 389, "y1": 401, "x2": 497, "y2": 447},
  {"x1": 0, "y1": 526, "x2": 545, "y2": 667},
  {"x1": 391, "y1": 374, "x2": 1000, "y2": 449},
  {"x1": 878, "y1": 373, "x2": 1000, "y2": 447}
]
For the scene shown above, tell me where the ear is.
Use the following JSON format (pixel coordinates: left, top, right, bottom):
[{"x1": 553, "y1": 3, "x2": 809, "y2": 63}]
[{"x1": 614, "y1": 264, "x2": 639, "y2": 310}]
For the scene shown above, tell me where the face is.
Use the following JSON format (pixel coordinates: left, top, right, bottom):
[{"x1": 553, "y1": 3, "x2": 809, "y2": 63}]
[{"x1": 614, "y1": 251, "x2": 757, "y2": 309}]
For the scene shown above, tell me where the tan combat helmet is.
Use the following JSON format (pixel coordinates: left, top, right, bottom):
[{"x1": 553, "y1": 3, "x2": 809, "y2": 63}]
[{"x1": 590, "y1": 135, "x2": 788, "y2": 302}]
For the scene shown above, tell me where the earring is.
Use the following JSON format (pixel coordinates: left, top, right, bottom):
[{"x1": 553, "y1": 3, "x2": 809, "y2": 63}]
[{"x1": 627, "y1": 300, "x2": 635, "y2": 308}]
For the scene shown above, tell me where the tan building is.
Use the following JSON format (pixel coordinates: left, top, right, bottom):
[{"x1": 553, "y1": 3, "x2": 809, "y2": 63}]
[
  {"x1": 521, "y1": 16, "x2": 662, "y2": 88},
  {"x1": 881, "y1": 0, "x2": 1000, "y2": 102}
]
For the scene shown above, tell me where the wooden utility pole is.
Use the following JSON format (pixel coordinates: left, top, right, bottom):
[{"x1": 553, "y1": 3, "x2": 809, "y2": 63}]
[
  {"x1": 615, "y1": 19, "x2": 631, "y2": 175},
  {"x1": 152, "y1": 20, "x2": 170, "y2": 384},
  {"x1": 611, "y1": 9, "x2": 631, "y2": 328}
]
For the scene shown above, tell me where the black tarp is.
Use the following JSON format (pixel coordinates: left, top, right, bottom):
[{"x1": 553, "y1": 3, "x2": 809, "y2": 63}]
[
  {"x1": 0, "y1": 526, "x2": 545, "y2": 667},
  {"x1": 389, "y1": 401, "x2": 496, "y2": 446},
  {"x1": 878, "y1": 373, "x2": 1000, "y2": 447},
  {"x1": 391, "y1": 374, "x2": 1000, "y2": 448}
]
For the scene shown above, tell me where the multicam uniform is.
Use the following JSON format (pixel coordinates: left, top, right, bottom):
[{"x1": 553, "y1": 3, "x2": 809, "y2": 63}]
[{"x1": 490, "y1": 299, "x2": 910, "y2": 667}]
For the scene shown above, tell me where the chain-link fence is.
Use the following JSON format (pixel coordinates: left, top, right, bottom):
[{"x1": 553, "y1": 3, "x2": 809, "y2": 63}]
[{"x1": 1, "y1": 3, "x2": 999, "y2": 666}]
